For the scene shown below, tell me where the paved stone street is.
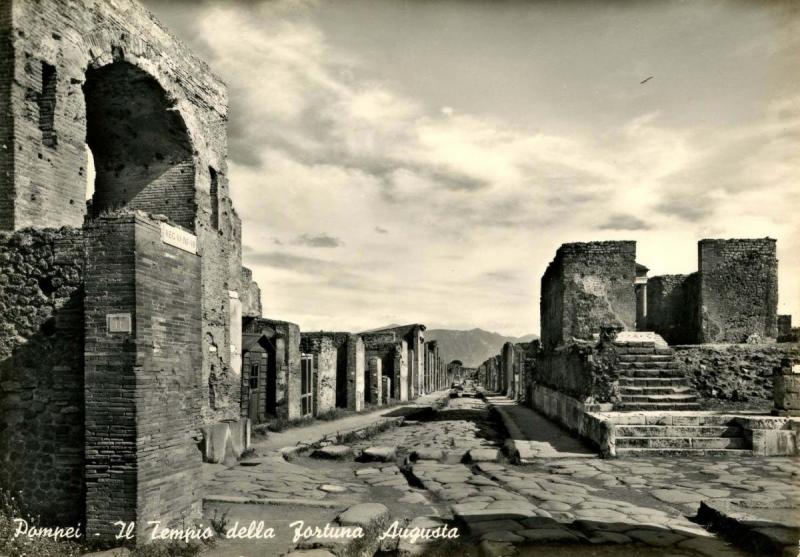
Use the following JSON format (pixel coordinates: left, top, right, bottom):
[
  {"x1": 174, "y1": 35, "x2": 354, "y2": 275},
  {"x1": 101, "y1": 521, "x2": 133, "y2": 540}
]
[{"x1": 201, "y1": 392, "x2": 799, "y2": 556}]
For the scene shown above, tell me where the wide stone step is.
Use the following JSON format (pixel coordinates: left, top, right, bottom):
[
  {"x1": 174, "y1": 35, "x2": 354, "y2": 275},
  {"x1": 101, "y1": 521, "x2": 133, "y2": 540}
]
[
  {"x1": 615, "y1": 448, "x2": 754, "y2": 457},
  {"x1": 616, "y1": 436, "x2": 748, "y2": 450},
  {"x1": 625, "y1": 369, "x2": 688, "y2": 378},
  {"x1": 619, "y1": 386, "x2": 693, "y2": 396},
  {"x1": 619, "y1": 394, "x2": 698, "y2": 403},
  {"x1": 618, "y1": 354, "x2": 674, "y2": 363},
  {"x1": 616, "y1": 402, "x2": 701, "y2": 411},
  {"x1": 617, "y1": 361, "x2": 679, "y2": 370},
  {"x1": 619, "y1": 377, "x2": 690, "y2": 387},
  {"x1": 609, "y1": 414, "x2": 741, "y2": 427},
  {"x1": 616, "y1": 425, "x2": 742, "y2": 438}
]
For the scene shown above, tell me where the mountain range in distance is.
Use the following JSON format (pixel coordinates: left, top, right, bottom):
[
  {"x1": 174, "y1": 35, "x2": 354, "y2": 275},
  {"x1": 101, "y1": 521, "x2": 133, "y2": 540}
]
[{"x1": 424, "y1": 328, "x2": 538, "y2": 368}]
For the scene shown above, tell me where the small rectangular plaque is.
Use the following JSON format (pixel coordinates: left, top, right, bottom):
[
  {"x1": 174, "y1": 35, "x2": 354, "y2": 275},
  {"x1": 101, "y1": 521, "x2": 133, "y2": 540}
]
[
  {"x1": 160, "y1": 222, "x2": 197, "y2": 254},
  {"x1": 107, "y1": 313, "x2": 132, "y2": 333}
]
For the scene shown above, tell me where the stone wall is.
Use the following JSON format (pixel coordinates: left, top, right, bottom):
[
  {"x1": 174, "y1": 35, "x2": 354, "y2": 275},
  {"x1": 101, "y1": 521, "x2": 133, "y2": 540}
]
[
  {"x1": 541, "y1": 241, "x2": 636, "y2": 349},
  {"x1": 698, "y1": 238, "x2": 778, "y2": 343},
  {"x1": 300, "y1": 333, "x2": 351, "y2": 415},
  {"x1": 240, "y1": 266, "x2": 262, "y2": 318},
  {"x1": 646, "y1": 274, "x2": 699, "y2": 345},
  {"x1": 362, "y1": 331, "x2": 398, "y2": 402},
  {"x1": 673, "y1": 343, "x2": 800, "y2": 406},
  {"x1": 84, "y1": 213, "x2": 203, "y2": 541},
  {"x1": 0, "y1": 227, "x2": 84, "y2": 524}
]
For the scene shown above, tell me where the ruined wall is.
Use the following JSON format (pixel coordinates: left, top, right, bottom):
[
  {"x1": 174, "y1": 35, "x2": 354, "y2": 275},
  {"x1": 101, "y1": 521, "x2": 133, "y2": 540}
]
[
  {"x1": 673, "y1": 343, "x2": 800, "y2": 406},
  {"x1": 541, "y1": 241, "x2": 636, "y2": 349},
  {"x1": 0, "y1": 227, "x2": 84, "y2": 524},
  {"x1": 362, "y1": 331, "x2": 398, "y2": 402},
  {"x1": 698, "y1": 238, "x2": 778, "y2": 343},
  {"x1": 240, "y1": 266, "x2": 262, "y2": 318},
  {"x1": 2, "y1": 0, "x2": 242, "y2": 426},
  {"x1": 243, "y1": 318, "x2": 301, "y2": 421},
  {"x1": 84, "y1": 214, "x2": 202, "y2": 540},
  {"x1": 646, "y1": 274, "x2": 699, "y2": 345},
  {"x1": 534, "y1": 340, "x2": 619, "y2": 404},
  {"x1": 347, "y1": 335, "x2": 365, "y2": 411},
  {"x1": 300, "y1": 333, "x2": 340, "y2": 415}
]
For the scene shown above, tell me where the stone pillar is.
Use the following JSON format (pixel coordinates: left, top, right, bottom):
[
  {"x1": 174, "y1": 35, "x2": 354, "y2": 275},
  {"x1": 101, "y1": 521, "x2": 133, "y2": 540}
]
[
  {"x1": 395, "y1": 340, "x2": 408, "y2": 401},
  {"x1": 382, "y1": 377, "x2": 391, "y2": 405},
  {"x1": 774, "y1": 359, "x2": 800, "y2": 417},
  {"x1": 408, "y1": 348, "x2": 415, "y2": 400},
  {"x1": 347, "y1": 335, "x2": 365, "y2": 411},
  {"x1": 369, "y1": 357, "x2": 382, "y2": 406}
]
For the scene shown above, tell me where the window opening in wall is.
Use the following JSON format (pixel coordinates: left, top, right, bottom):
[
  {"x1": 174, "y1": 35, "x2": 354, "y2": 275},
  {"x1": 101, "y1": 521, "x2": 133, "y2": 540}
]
[
  {"x1": 210, "y1": 167, "x2": 220, "y2": 230},
  {"x1": 85, "y1": 144, "x2": 96, "y2": 202},
  {"x1": 39, "y1": 62, "x2": 57, "y2": 148},
  {"x1": 249, "y1": 362, "x2": 259, "y2": 389}
]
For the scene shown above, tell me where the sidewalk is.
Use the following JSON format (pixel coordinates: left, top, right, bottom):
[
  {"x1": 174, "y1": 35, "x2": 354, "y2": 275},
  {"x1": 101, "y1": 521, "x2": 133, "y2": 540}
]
[
  {"x1": 483, "y1": 394, "x2": 597, "y2": 460},
  {"x1": 251, "y1": 390, "x2": 449, "y2": 455}
]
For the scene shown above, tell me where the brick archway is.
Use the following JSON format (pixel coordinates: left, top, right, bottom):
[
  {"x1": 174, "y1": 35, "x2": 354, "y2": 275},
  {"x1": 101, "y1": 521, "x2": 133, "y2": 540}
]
[{"x1": 83, "y1": 61, "x2": 196, "y2": 230}]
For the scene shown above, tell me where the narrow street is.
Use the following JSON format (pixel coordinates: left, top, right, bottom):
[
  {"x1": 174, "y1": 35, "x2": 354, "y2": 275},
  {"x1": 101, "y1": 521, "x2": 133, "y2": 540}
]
[{"x1": 200, "y1": 388, "x2": 798, "y2": 556}]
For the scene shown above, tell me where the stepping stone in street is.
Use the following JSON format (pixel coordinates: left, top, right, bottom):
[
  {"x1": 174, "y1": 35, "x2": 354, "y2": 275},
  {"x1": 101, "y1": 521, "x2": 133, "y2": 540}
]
[
  {"x1": 398, "y1": 492, "x2": 427, "y2": 504},
  {"x1": 361, "y1": 446, "x2": 397, "y2": 462},
  {"x1": 311, "y1": 445, "x2": 353, "y2": 460},
  {"x1": 412, "y1": 447, "x2": 443, "y2": 461},
  {"x1": 467, "y1": 448, "x2": 501, "y2": 463},
  {"x1": 355, "y1": 467, "x2": 380, "y2": 476},
  {"x1": 336, "y1": 502, "x2": 390, "y2": 528},
  {"x1": 319, "y1": 484, "x2": 348, "y2": 493}
]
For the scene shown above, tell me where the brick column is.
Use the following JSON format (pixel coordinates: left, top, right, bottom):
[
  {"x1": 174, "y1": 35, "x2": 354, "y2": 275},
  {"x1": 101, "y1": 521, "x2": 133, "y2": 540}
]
[
  {"x1": 347, "y1": 334, "x2": 365, "y2": 411},
  {"x1": 84, "y1": 214, "x2": 202, "y2": 541}
]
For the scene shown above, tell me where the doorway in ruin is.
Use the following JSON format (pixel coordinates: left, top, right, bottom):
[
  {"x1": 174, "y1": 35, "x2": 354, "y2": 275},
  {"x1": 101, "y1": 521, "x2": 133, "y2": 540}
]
[
  {"x1": 300, "y1": 355, "x2": 313, "y2": 417},
  {"x1": 243, "y1": 336, "x2": 278, "y2": 423},
  {"x1": 83, "y1": 61, "x2": 196, "y2": 229}
]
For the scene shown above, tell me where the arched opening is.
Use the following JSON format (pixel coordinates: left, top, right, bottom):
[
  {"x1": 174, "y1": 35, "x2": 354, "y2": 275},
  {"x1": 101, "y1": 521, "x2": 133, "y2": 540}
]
[{"x1": 83, "y1": 61, "x2": 196, "y2": 230}]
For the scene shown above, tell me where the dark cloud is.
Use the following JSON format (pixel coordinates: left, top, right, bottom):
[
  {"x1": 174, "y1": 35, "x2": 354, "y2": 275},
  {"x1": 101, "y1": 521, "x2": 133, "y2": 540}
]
[
  {"x1": 375, "y1": 226, "x2": 389, "y2": 234},
  {"x1": 293, "y1": 233, "x2": 342, "y2": 248},
  {"x1": 597, "y1": 213, "x2": 652, "y2": 231},
  {"x1": 654, "y1": 193, "x2": 714, "y2": 222}
]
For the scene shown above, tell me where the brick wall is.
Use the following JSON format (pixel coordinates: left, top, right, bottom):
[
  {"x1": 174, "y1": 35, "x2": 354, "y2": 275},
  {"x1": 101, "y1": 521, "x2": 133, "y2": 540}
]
[
  {"x1": 0, "y1": 227, "x2": 84, "y2": 524},
  {"x1": 84, "y1": 213, "x2": 202, "y2": 541},
  {"x1": 541, "y1": 241, "x2": 637, "y2": 349},
  {"x1": 698, "y1": 238, "x2": 778, "y2": 343},
  {"x1": 4, "y1": 0, "x2": 243, "y2": 427}
]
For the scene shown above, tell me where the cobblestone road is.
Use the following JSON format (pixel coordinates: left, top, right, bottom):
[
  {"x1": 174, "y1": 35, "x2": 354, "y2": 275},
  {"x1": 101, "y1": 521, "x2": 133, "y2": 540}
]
[{"x1": 203, "y1": 393, "x2": 799, "y2": 556}]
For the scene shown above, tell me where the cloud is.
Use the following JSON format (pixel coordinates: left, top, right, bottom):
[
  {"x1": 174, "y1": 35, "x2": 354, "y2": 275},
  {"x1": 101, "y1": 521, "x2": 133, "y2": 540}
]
[
  {"x1": 597, "y1": 214, "x2": 652, "y2": 231},
  {"x1": 293, "y1": 233, "x2": 342, "y2": 248},
  {"x1": 144, "y1": 0, "x2": 800, "y2": 335}
]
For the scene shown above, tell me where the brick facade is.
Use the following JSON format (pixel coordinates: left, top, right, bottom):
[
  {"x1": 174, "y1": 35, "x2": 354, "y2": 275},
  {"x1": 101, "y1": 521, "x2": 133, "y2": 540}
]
[{"x1": 84, "y1": 213, "x2": 203, "y2": 540}]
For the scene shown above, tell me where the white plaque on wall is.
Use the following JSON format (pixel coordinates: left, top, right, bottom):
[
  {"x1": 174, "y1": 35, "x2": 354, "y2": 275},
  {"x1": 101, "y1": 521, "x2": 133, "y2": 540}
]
[
  {"x1": 107, "y1": 313, "x2": 132, "y2": 333},
  {"x1": 160, "y1": 222, "x2": 197, "y2": 254}
]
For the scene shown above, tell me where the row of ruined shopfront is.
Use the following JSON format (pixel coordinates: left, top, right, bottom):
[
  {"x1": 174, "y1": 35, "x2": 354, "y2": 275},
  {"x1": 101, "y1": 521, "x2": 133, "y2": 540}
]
[{"x1": 240, "y1": 313, "x2": 452, "y2": 425}]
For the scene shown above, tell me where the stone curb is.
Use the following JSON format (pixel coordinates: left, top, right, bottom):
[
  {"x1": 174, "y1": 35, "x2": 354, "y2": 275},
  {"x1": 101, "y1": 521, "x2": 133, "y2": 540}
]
[{"x1": 203, "y1": 495, "x2": 340, "y2": 508}]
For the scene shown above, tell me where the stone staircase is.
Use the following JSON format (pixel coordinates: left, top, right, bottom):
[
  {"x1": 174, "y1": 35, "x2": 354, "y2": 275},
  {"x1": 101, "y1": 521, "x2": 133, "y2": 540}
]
[
  {"x1": 615, "y1": 339, "x2": 700, "y2": 411},
  {"x1": 613, "y1": 414, "x2": 752, "y2": 457}
]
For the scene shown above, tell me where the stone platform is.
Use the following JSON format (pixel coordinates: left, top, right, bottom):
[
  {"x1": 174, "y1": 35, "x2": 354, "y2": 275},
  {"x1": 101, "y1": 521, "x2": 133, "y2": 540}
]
[{"x1": 591, "y1": 411, "x2": 799, "y2": 458}]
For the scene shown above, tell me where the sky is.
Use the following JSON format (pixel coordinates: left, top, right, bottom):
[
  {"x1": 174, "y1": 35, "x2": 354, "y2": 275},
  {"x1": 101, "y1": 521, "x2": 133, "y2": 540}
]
[{"x1": 144, "y1": 0, "x2": 800, "y2": 337}]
